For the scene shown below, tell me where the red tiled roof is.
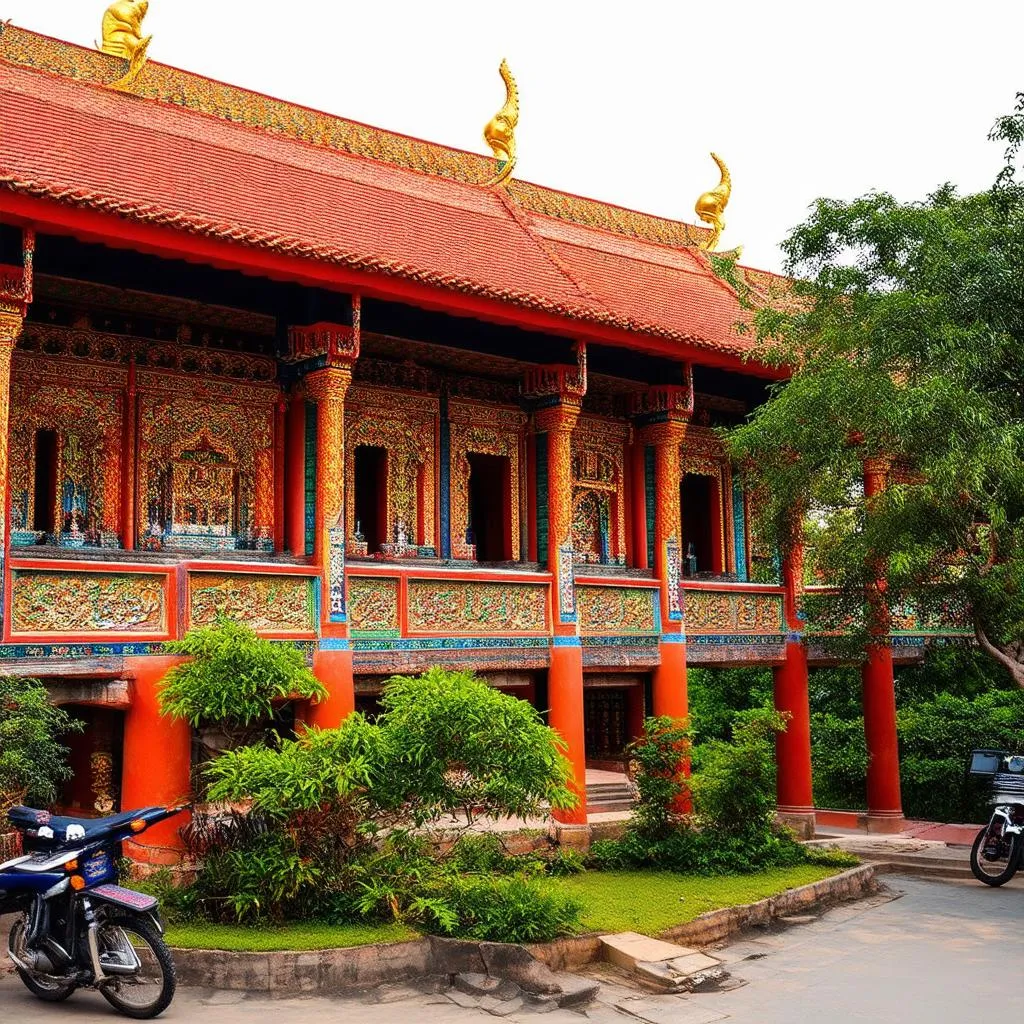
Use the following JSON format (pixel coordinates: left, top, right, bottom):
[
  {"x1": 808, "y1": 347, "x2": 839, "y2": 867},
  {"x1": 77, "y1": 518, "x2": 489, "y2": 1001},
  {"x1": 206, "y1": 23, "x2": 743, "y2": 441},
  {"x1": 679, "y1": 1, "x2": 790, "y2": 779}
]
[{"x1": 0, "y1": 46, "x2": 758, "y2": 360}]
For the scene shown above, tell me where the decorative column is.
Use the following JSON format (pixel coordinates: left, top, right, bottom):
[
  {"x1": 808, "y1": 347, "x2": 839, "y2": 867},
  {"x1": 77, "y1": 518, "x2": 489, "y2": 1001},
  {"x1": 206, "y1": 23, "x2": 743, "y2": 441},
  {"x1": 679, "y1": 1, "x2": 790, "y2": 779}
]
[
  {"x1": 773, "y1": 538, "x2": 815, "y2": 838},
  {"x1": 273, "y1": 393, "x2": 287, "y2": 553},
  {"x1": 287, "y1": 310, "x2": 361, "y2": 728},
  {"x1": 634, "y1": 373, "x2": 693, "y2": 810},
  {"x1": 525, "y1": 344, "x2": 588, "y2": 834},
  {"x1": 0, "y1": 229, "x2": 34, "y2": 637},
  {"x1": 285, "y1": 390, "x2": 306, "y2": 555},
  {"x1": 861, "y1": 457, "x2": 903, "y2": 832},
  {"x1": 121, "y1": 356, "x2": 137, "y2": 550}
]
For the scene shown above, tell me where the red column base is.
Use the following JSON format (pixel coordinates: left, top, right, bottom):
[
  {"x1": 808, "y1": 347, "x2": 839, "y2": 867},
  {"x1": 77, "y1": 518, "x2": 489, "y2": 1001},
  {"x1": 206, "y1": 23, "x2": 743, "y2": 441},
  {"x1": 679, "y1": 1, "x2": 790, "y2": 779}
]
[
  {"x1": 121, "y1": 656, "x2": 192, "y2": 858},
  {"x1": 865, "y1": 811, "x2": 906, "y2": 834},
  {"x1": 307, "y1": 648, "x2": 356, "y2": 729},
  {"x1": 548, "y1": 642, "x2": 587, "y2": 825}
]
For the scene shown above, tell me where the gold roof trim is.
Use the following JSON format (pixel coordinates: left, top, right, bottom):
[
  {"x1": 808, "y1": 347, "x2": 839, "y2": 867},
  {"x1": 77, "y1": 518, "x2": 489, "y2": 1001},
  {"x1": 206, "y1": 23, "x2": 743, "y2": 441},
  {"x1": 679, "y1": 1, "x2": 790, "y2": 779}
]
[{"x1": 0, "y1": 25, "x2": 708, "y2": 251}]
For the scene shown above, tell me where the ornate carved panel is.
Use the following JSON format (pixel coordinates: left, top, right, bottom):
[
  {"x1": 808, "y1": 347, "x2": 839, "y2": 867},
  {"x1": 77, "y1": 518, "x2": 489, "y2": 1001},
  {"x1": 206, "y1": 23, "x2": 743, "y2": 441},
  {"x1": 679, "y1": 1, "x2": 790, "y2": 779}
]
[
  {"x1": 345, "y1": 385, "x2": 437, "y2": 550},
  {"x1": 577, "y1": 585, "x2": 657, "y2": 635},
  {"x1": 348, "y1": 576, "x2": 401, "y2": 635},
  {"x1": 137, "y1": 379, "x2": 275, "y2": 549},
  {"x1": 448, "y1": 400, "x2": 525, "y2": 560},
  {"x1": 407, "y1": 579, "x2": 547, "y2": 634},
  {"x1": 188, "y1": 572, "x2": 315, "y2": 633},
  {"x1": 10, "y1": 570, "x2": 166, "y2": 634},
  {"x1": 683, "y1": 588, "x2": 784, "y2": 635},
  {"x1": 10, "y1": 363, "x2": 123, "y2": 540},
  {"x1": 572, "y1": 416, "x2": 628, "y2": 564}
]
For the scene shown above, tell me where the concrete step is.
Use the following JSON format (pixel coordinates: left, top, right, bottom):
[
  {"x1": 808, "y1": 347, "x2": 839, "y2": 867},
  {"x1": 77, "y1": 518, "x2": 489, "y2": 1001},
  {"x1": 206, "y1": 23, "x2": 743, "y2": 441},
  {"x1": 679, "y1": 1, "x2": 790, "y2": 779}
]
[
  {"x1": 586, "y1": 799, "x2": 635, "y2": 813},
  {"x1": 599, "y1": 931, "x2": 727, "y2": 992}
]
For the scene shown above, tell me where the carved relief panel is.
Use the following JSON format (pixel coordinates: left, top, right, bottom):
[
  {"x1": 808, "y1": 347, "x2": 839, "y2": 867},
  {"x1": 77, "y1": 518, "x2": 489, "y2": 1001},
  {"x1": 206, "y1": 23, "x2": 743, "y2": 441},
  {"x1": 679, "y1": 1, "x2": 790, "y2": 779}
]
[
  {"x1": 571, "y1": 416, "x2": 629, "y2": 565},
  {"x1": 10, "y1": 356, "x2": 125, "y2": 546},
  {"x1": 345, "y1": 384, "x2": 437, "y2": 553}
]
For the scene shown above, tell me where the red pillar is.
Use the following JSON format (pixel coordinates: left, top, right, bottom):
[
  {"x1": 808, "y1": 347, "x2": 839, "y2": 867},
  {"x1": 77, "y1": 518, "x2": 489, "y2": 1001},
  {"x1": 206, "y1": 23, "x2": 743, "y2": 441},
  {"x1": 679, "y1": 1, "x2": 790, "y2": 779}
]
[
  {"x1": 307, "y1": 648, "x2": 356, "y2": 727},
  {"x1": 773, "y1": 542, "x2": 815, "y2": 834},
  {"x1": 285, "y1": 392, "x2": 306, "y2": 556},
  {"x1": 304, "y1": 363, "x2": 356, "y2": 727},
  {"x1": 534, "y1": 400, "x2": 587, "y2": 827},
  {"x1": 273, "y1": 394, "x2": 286, "y2": 553},
  {"x1": 861, "y1": 458, "x2": 903, "y2": 831},
  {"x1": 120, "y1": 656, "x2": 192, "y2": 863},
  {"x1": 639, "y1": 398, "x2": 692, "y2": 810}
]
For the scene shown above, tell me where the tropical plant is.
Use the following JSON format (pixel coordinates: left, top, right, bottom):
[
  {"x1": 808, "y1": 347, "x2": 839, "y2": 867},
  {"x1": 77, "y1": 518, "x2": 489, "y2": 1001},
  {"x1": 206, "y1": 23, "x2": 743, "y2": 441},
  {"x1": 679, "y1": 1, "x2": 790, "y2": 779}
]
[
  {"x1": 0, "y1": 676, "x2": 83, "y2": 813},
  {"x1": 624, "y1": 716, "x2": 692, "y2": 838},
  {"x1": 159, "y1": 617, "x2": 326, "y2": 748}
]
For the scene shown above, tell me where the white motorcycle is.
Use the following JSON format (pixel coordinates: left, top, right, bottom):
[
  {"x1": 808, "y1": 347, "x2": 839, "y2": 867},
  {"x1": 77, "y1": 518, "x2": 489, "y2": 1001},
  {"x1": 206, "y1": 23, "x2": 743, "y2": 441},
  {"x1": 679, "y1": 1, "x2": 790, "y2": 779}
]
[{"x1": 968, "y1": 749, "x2": 1024, "y2": 887}]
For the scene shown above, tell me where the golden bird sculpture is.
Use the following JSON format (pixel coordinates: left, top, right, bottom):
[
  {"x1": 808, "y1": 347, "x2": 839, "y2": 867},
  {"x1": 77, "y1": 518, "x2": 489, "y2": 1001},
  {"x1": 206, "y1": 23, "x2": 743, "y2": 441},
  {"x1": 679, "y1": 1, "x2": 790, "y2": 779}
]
[
  {"x1": 482, "y1": 59, "x2": 519, "y2": 189},
  {"x1": 100, "y1": 0, "x2": 152, "y2": 91},
  {"x1": 695, "y1": 152, "x2": 732, "y2": 252}
]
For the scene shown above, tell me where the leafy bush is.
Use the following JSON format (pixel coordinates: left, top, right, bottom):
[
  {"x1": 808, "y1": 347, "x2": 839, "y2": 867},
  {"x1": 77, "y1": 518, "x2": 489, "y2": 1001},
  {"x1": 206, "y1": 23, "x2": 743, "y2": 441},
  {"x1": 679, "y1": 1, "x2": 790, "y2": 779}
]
[
  {"x1": 376, "y1": 668, "x2": 578, "y2": 825},
  {"x1": 688, "y1": 667, "x2": 774, "y2": 743},
  {"x1": 592, "y1": 708, "x2": 813, "y2": 875},
  {"x1": 0, "y1": 676, "x2": 83, "y2": 813},
  {"x1": 180, "y1": 668, "x2": 581, "y2": 938},
  {"x1": 160, "y1": 618, "x2": 326, "y2": 745},
  {"x1": 625, "y1": 716, "x2": 692, "y2": 838}
]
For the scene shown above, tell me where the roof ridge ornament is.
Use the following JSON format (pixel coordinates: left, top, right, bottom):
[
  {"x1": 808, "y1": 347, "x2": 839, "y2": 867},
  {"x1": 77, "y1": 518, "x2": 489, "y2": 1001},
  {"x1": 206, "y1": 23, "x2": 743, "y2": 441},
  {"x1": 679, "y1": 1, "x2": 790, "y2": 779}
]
[
  {"x1": 99, "y1": 0, "x2": 152, "y2": 92},
  {"x1": 695, "y1": 152, "x2": 732, "y2": 252},
  {"x1": 481, "y1": 59, "x2": 519, "y2": 189}
]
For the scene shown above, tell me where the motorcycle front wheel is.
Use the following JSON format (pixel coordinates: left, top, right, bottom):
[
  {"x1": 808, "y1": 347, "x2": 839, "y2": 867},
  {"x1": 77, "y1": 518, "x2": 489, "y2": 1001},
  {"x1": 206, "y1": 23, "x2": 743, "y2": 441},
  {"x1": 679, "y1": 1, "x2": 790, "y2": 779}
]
[
  {"x1": 96, "y1": 916, "x2": 176, "y2": 1020},
  {"x1": 970, "y1": 824, "x2": 1022, "y2": 886},
  {"x1": 7, "y1": 915, "x2": 78, "y2": 1002}
]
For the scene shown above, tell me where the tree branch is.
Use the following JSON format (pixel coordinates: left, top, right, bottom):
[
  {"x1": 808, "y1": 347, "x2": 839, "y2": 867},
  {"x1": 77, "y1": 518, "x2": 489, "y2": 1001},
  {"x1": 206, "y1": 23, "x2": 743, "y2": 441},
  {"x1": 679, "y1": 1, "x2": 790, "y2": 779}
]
[{"x1": 974, "y1": 616, "x2": 1024, "y2": 689}]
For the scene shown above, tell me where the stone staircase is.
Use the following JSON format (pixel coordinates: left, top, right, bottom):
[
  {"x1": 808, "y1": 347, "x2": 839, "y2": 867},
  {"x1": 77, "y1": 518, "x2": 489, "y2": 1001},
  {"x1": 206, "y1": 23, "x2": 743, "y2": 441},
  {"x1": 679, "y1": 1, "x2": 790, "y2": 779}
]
[{"x1": 586, "y1": 776, "x2": 635, "y2": 813}]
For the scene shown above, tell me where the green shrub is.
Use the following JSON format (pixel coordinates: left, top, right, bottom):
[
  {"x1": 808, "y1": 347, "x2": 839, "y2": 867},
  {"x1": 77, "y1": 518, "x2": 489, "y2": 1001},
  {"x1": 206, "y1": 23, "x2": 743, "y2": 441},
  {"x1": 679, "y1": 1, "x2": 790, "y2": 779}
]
[
  {"x1": 0, "y1": 676, "x2": 83, "y2": 812},
  {"x1": 810, "y1": 711, "x2": 868, "y2": 810},
  {"x1": 160, "y1": 618, "x2": 326, "y2": 743},
  {"x1": 593, "y1": 707, "x2": 812, "y2": 876},
  {"x1": 625, "y1": 716, "x2": 692, "y2": 838},
  {"x1": 424, "y1": 874, "x2": 582, "y2": 943}
]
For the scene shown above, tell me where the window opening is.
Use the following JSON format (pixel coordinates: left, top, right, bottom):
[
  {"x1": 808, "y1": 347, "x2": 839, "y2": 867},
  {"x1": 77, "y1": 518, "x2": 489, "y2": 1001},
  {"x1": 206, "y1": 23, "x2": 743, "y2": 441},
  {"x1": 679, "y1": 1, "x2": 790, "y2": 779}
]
[
  {"x1": 33, "y1": 429, "x2": 58, "y2": 533},
  {"x1": 467, "y1": 452, "x2": 512, "y2": 562},
  {"x1": 354, "y1": 446, "x2": 388, "y2": 553}
]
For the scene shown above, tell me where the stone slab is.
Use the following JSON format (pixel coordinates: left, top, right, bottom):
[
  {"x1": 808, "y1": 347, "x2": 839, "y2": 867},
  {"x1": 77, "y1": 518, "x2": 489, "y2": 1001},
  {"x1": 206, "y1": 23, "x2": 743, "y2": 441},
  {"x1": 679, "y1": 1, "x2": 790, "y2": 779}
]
[{"x1": 599, "y1": 931, "x2": 699, "y2": 969}]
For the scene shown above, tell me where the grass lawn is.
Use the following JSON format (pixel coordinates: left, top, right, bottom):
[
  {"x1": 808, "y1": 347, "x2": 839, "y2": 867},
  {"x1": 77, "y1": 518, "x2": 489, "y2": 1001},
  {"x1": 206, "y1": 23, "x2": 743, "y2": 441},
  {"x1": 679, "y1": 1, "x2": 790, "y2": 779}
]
[
  {"x1": 165, "y1": 920, "x2": 418, "y2": 951},
  {"x1": 552, "y1": 864, "x2": 843, "y2": 935},
  {"x1": 163, "y1": 864, "x2": 844, "y2": 950}
]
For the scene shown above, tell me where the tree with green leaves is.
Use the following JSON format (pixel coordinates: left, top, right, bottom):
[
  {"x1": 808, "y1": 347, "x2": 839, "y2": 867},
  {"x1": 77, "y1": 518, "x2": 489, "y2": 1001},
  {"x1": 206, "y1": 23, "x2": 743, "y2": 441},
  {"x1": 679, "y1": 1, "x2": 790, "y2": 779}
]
[
  {"x1": 159, "y1": 617, "x2": 326, "y2": 751},
  {"x1": 724, "y1": 93, "x2": 1024, "y2": 688},
  {"x1": 0, "y1": 676, "x2": 84, "y2": 814}
]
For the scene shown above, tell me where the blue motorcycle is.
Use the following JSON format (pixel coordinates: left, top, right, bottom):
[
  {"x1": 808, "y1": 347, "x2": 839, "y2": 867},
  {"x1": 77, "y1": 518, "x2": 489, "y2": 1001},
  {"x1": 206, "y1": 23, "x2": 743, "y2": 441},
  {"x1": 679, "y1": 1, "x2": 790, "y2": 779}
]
[{"x1": 1, "y1": 803, "x2": 186, "y2": 1019}]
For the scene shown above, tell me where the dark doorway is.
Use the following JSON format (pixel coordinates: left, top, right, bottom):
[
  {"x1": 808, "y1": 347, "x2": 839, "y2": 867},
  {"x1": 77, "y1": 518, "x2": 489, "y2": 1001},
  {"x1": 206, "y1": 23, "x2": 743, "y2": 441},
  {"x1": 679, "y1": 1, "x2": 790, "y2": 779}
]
[
  {"x1": 584, "y1": 688, "x2": 628, "y2": 762},
  {"x1": 33, "y1": 429, "x2": 58, "y2": 532},
  {"x1": 467, "y1": 453, "x2": 512, "y2": 562},
  {"x1": 354, "y1": 446, "x2": 388, "y2": 552},
  {"x1": 681, "y1": 473, "x2": 722, "y2": 575}
]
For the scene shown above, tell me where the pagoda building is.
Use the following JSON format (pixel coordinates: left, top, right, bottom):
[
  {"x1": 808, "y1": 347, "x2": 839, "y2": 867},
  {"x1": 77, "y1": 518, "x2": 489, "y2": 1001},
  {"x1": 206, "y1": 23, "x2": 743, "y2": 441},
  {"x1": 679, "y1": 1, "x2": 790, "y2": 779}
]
[{"x1": 0, "y1": 11, "x2": 940, "y2": 851}]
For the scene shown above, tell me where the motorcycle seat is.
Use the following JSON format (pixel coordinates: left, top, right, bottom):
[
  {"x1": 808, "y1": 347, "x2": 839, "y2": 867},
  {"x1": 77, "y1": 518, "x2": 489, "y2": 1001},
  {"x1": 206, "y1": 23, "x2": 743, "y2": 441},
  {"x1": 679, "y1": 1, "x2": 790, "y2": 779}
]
[{"x1": 7, "y1": 805, "x2": 165, "y2": 841}]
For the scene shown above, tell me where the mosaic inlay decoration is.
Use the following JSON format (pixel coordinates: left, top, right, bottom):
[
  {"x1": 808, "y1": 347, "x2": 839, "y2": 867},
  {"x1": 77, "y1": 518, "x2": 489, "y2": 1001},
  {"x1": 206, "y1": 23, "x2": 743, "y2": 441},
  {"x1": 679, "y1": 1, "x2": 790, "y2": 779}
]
[
  {"x1": 683, "y1": 588, "x2": 784, "y2": 635},
  {"x1": 407, "y1": 579, "x2": 547, "y2": 635},
  {"x1": 348, "y1": 576, "x2": 400, "y2": 636},
  {"x1": 188, "y1": 572, "x2": 315, "y2": 634},
  {"x1": 577, "y1": 586, "x2": 657, "y2": 635},
  {"x1": 11, "y1": 570, "x2": 166, "y2": 635}
]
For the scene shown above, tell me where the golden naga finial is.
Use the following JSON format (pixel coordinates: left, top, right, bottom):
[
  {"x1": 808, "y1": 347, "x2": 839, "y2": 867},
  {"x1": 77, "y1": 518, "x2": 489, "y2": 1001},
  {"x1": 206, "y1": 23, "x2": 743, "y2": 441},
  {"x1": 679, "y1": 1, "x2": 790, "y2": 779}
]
[
  {"x1": 695, "y1": 152, "x2": 732, "y2": 252},
  {"x1": 100, "y1": 0, "x2": 152, "y2": 92},
  {"x1": 481, "y1": 59, "x2": 519, "y2": 189}
]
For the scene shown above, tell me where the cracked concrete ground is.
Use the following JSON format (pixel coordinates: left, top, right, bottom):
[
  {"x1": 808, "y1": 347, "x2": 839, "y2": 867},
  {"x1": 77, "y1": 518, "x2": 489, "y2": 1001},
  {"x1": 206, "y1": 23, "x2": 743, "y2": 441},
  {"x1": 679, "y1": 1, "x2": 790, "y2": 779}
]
[{"x1": 2, "y1": 875, "x2": 1022, "y2": 1022}]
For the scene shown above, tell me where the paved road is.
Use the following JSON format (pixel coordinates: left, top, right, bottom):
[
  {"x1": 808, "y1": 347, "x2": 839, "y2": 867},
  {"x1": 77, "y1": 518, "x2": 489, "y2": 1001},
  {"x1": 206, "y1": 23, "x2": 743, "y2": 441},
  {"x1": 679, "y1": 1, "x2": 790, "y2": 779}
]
[{"x1": 1, "y1": 875, "x2": 1022, "y2": 1023}]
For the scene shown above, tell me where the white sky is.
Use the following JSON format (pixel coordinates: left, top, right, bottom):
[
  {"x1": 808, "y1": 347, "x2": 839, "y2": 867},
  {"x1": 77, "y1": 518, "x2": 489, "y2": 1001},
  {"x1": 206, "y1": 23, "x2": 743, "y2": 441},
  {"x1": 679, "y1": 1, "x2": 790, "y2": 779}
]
[{"x1": 5, "y1": 0, "x2": 1023, "y2": 272}]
